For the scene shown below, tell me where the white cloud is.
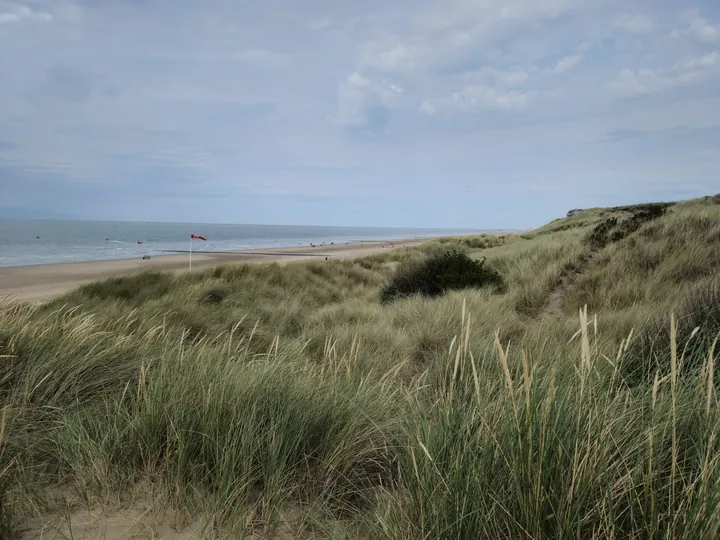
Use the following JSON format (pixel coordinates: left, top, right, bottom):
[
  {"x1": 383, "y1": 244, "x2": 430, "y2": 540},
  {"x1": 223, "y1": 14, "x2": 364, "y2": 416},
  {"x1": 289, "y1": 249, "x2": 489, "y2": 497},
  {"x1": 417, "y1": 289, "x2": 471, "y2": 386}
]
[
  {"x1": 3, "y1": 0, "x2": 720, "y2": 224},
  {"x1": 419, "y1": 65, "x2": 530, "y2": 115},
  {"x1": 354, "y1": 0, "x2": 595, "y2": 81},
  {"x1": 609, "y1": 39, "x2": 720, "y2": 97},
  {"x1": 462, "y1": 86, "x2": 528, "y2": 110},
  {"x1": 608, "y1": 52, "x2": 717, "y2": 97},
  {"x1": 429, "y1": 85, "x2": 529, "y2": 113},
  {"x1": 333, "y1": 72, "x2": 404, "y2": 129},
  {"x1": 612, "y1": 14, "x2": 655, "y2": 34},
  {"x1": 476, "y1": 67, "x2": 529, "y2": 86},
  {"x1": 0, "y1": 4, "x2": 51, "y2": 23},
  {"x1": 676, "y1": 51, "x2": 718, "y2": 71},
  {"x1": 607, "y1": 68, "x2": 669, "y2": 96},
  {"x1": 552, "y1": 54, "x2": 583, "y2": 74},
  {"x1": 412, "y1": 0, "x2": 581, "y2": 37},
  {"x1": 419, "y1": 100, "x2": 435, "y2": 115},
  {"x1": 360, "y1": 43, "x2": 416, "y2": 74},
  {"x1": 688, "y1": 14, "x2": 718, "y2": 43},
  {"x1": 669, "y1": 12, "x2": 719, "y2": 43},
  {"x1": 307, "y1": 18, "x2": 331, "y2": 32}
]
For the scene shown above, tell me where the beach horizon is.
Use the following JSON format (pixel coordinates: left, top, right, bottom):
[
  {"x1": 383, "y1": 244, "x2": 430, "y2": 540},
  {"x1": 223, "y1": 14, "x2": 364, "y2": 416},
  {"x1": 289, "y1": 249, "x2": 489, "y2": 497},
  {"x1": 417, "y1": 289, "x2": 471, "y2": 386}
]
[{"x1": 0, "y1": 237, "x2": 442, "y2": 303}]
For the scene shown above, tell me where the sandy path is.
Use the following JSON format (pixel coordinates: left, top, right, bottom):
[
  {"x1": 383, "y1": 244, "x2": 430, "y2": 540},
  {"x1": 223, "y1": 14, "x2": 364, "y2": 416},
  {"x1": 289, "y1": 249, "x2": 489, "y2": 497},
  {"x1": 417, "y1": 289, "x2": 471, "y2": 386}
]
[{"x1": 0, "y1": 239, "x2": 423, "y2": 303}]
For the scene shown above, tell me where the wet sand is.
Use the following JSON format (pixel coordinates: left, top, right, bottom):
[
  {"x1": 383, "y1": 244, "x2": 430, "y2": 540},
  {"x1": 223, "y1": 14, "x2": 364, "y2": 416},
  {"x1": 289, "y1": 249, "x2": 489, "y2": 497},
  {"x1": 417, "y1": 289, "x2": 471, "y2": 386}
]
[{"x1": 0, "y1": 239, "x2": 424, "y2": 303}]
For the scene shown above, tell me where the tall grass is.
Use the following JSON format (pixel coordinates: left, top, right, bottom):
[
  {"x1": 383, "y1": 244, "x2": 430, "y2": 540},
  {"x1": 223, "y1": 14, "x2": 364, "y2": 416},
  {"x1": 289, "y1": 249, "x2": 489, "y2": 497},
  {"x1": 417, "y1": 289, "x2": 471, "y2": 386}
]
[
  {"x1": 371, "y1": 308, "x2": 720, "y2": 539},
  {"x1": 2, "y1": 199, "x2": 720, "y2": 538}
]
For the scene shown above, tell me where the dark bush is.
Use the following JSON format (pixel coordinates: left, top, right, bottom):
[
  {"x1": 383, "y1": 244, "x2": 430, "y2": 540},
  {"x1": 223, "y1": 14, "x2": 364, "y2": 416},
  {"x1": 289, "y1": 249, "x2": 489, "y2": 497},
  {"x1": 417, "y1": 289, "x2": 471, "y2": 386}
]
[
  {"x1": 380, "y1": 250, "x2": 505, "y2": 304},
  {"x1": 585, "y1": 204, "x2": 671, "y2": 250},
  {"x1": 585, "y1": 218, "x2": 618, "y2": 249},
  {"x1": 609, "y1": 205, "x2": 670, "y2": 243},
  {"x1": 610, "y1": 202, "x2": 675, "y2": 214},
  {"x1": 202, "y1": 288, "x2": 227, "y2": 304}
]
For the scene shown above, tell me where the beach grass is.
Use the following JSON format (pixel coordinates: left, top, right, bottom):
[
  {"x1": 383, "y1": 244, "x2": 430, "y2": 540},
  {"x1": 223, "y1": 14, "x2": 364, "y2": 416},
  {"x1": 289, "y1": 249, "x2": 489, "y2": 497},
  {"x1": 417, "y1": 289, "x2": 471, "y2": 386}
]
[{"x1": 1, "y1": 196, "x2": 720, "y2": 538}]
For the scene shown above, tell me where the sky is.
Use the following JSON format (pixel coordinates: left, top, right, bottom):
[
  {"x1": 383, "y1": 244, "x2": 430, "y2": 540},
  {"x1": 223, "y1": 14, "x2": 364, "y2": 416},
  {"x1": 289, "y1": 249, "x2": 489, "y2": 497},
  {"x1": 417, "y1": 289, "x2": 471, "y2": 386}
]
[{"x1": 0, "y1": 0, "x2": 719, "y2": 229}]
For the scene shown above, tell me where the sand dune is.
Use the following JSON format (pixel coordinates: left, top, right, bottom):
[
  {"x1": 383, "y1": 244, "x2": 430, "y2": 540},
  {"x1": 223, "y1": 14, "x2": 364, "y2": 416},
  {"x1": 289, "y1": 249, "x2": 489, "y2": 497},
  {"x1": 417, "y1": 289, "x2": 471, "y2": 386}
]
[{"x1": 0, "y1": 239, "x2": 422, "y2": 303}]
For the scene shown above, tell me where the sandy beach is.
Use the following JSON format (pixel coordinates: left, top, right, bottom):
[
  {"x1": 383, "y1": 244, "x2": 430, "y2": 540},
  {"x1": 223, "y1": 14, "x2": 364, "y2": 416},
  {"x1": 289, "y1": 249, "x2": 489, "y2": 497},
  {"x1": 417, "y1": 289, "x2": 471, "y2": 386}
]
[{"x1": 0, "y1": 239, "x2": 425, "y2": 303}]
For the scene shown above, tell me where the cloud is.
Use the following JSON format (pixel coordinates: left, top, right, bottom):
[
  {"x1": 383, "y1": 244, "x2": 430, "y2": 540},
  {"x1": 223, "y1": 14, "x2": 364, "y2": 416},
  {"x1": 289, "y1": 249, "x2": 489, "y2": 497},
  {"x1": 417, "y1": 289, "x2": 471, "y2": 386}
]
[
  {"x1": 670, "y1": 11, "x2": 719, "y2": 43},
  {"x1": 676, "y1": 51, "x2": 718, "y2": 71},
  {"x1": 478, "y1": 67, "x2": 530, "y2": 86},
  {"x1": 0, "y1": 4, "x2": 51, "y2": 23},
  {"x1": 333, "y1": 72, "x2": 404, "y2": 130},
  {"x1": 612, "y1": 14, "x2": 655, "y2": 34},
  {"x1": 552, "y1": 54, "x2": 583, "y2": 74},
  {"x1": 419, "y1": 100, "x2": 435, "y2": 115},
  {"x1": 346, "y1": 0, "x2": 602, "y2": 90},
  {"x1": 456, "y1": 86, "x2": 529, "y2": 111},
  {"x1": 419, "y1": 65, "x2": 530, "y2": 114},
  {"x1": 609, "y1": 50, "x2": 719, "y2": 97},
  {"x1": 688, "y1": 13, "x2": 718, "y2": 43},
  {"x1": 609, "y1": 68, "x2": 706, "y2": 97},
  {"x1": 607, "y1": 68, "x2": 669, "y2": 96},
  {"x1": 427, "y1": 85, "x2": 529, "y2": 113},
  {"x1": 2, "y1": 0, "x2": 720, "y2": 227},
  {"x1": 360, "y1": 43, "x2": 416, "y2": 74},
  {"x1": 34, "y1": 66, "x2": 119, "y2": 103},
  {"x1": 307, "y1": 18, "x2": 331, "y2": 32}
]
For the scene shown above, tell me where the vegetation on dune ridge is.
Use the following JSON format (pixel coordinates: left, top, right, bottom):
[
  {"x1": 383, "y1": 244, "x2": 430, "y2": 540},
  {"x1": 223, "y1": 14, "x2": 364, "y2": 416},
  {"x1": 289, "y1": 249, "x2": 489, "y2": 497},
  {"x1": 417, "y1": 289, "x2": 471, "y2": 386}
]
[
  {"x1": 1, "y1": 198, "x2": 720, "y2": 538},
  {"x1": 380, "y1": 249, "x2": 506, "y2": 304}
]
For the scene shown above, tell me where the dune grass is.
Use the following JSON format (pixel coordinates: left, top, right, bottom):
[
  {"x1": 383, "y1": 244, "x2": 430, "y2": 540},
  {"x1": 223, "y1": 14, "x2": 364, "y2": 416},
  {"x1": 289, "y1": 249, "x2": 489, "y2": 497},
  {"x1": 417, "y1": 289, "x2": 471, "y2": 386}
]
[{"x1": 1, "y1": 198, "x2": 720, "y2": 538}]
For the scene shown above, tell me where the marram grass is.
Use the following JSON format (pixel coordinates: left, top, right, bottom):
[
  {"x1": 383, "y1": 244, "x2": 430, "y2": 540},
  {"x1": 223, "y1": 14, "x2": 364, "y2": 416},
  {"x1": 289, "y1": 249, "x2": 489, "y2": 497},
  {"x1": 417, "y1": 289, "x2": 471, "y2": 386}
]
[{"x1": 1, "y1": 197, "x2": 719, "y2": 538}]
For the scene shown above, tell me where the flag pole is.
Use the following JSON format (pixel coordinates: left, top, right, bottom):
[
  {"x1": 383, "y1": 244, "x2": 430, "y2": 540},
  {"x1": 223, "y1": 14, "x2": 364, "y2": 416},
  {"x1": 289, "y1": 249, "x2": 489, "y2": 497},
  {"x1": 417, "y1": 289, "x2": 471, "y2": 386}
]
[{"x1": 189, "y1": 236, "x2": 193, "y2": 271}]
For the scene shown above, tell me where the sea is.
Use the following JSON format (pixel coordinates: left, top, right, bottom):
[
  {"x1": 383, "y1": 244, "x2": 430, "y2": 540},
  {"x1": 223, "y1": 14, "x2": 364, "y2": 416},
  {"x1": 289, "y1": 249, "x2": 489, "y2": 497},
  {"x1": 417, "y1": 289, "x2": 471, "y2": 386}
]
[{"x1": 0, "y1": 219, "x2": 489, "y2": 267}]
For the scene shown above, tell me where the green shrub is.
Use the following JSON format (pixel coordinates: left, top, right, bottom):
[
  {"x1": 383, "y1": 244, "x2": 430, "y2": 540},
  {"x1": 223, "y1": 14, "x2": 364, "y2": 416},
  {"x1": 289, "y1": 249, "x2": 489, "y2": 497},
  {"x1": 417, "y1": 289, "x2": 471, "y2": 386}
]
[
  {"x1": 434, "y1": 235, "x2": 505, "y2": 249},
  {"x1": 609, "y1": 204, "x2": 671, "y2": 243},
  {"x1": 610, "y1": 202, "x2": 675, "y2": 214},
  {"x1": 380, "y1": 250, "x2": 505, "y2": 304},
  {"x1": 585, "y1": 204, "x2": 671, "y2": 250},
  {"x1": 585, "y1": 218, "x2": 618, "y2": 249}
]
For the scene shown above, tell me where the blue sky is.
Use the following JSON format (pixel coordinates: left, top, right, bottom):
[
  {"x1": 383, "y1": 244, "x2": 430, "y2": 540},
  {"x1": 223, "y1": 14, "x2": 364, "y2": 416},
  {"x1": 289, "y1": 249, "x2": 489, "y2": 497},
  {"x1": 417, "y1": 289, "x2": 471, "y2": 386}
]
[{"x1": 0, "y1": 0, "x2": 719, "y2": 229}]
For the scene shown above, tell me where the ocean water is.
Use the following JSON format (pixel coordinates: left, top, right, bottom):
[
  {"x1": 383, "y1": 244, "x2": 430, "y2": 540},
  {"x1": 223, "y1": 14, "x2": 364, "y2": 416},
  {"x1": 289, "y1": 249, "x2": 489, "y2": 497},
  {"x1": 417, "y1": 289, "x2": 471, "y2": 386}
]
[{"x1": 0, "y1": 219, "x2": 488, "y2": 267}]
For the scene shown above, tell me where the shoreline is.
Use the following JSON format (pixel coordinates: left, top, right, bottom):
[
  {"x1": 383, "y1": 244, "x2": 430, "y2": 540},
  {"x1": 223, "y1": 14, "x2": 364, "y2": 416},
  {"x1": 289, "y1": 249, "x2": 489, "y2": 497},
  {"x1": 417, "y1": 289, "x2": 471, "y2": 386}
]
[
  {"x1": 0, "y1": 236, "x2": 449, "y2": 269},
  {"x1": 0, "y1": 238, "x2": 428, "y2": 303}
]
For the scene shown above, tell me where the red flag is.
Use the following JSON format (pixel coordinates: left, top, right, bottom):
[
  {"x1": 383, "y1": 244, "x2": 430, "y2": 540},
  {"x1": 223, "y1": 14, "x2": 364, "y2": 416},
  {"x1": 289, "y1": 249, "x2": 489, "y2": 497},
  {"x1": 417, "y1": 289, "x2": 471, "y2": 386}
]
[{"x1": 191, "y1": 234, "x2": 207, "y2": 241}]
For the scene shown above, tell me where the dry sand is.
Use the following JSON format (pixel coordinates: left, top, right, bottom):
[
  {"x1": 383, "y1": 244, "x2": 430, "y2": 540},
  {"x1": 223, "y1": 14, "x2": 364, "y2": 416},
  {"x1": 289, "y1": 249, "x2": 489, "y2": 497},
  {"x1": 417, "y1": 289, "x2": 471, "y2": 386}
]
[{"x1": 0, "y1": 239, "x2": 425, "y2": 303}]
